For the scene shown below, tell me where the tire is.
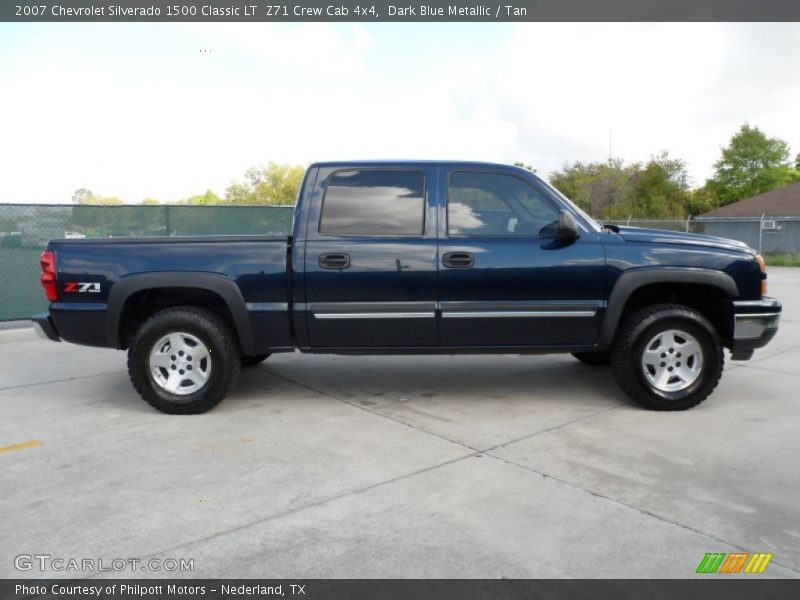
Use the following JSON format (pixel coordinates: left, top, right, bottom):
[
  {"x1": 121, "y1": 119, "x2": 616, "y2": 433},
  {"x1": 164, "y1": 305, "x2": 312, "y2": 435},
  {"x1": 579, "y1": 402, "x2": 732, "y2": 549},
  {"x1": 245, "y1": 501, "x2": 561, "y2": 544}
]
[
  {"x1": 572, "y1": 351, "x2": 611, "y2": 366},
  {"x1": 611, "y1": 304, "x2": 723, "y2": 411},
  {"x1": 127, "y1": 306, "x2": 241, "y2": 414},
  {"x1": 241, "y1": 354, "x2": 270, "y2": 368}
]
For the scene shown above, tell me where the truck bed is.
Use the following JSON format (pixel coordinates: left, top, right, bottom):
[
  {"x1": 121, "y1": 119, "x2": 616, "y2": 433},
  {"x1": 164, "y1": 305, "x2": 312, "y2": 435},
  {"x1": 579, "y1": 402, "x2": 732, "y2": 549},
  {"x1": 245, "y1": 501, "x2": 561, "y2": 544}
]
[{"x1": 46, "y1": 235, "x2": 293, "y2": 353}]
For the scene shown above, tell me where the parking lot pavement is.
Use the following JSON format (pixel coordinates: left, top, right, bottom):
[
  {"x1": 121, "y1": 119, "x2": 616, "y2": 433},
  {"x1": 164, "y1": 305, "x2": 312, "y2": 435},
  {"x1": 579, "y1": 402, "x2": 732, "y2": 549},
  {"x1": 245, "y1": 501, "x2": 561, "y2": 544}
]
[{"x1": 1, "y1": 269, "x2": 798, "y2": 579}]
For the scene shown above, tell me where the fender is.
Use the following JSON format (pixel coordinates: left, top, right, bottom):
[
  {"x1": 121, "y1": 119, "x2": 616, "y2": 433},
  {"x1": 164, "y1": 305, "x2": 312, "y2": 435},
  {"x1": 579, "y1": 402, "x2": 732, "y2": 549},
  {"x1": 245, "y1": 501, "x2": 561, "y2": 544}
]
[
  {"x1": 596, "y1": 267, "x2": 739, "y2": 349},
  {"x1": 105, "y1": 272, "x2": 255, "y2": 354}
]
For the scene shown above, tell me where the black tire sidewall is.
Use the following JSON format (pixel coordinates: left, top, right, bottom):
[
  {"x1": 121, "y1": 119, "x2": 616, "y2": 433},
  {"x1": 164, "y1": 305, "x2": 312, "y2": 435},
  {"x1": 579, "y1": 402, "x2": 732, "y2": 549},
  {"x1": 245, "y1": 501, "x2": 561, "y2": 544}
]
[
  {"x1": 129, "y1": 309, "x2": 238, "y2": 414},
  {"x1": 613, "y1": 306, "x2": 724, "y2": 410}
]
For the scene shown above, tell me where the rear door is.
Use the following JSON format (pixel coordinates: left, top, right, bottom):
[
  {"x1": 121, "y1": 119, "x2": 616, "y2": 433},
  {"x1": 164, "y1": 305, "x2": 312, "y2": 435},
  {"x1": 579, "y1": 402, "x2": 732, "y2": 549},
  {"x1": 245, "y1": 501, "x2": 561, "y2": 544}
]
[
  {"x1": 303, "y1": 166, "x2": 438, "y2": 348},
  {"x1": 438, "y1": 168, "x2": 606, "y2": 347}
]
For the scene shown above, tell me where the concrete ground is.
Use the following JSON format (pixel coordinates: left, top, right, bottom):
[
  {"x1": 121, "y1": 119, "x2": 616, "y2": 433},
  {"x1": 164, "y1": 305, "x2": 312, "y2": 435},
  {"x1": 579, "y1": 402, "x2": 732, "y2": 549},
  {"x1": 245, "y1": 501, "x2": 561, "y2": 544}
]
[{"x1": 1, "y1": 269, "x2": 798, "y2": 579}]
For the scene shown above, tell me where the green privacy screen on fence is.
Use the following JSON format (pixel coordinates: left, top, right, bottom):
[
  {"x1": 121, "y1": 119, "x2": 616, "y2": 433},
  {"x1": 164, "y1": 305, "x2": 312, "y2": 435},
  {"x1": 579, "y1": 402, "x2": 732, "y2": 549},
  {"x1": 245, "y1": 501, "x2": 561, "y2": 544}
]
[{"x1": 0, "y1": 204, "x2": 295, "y2": 321}]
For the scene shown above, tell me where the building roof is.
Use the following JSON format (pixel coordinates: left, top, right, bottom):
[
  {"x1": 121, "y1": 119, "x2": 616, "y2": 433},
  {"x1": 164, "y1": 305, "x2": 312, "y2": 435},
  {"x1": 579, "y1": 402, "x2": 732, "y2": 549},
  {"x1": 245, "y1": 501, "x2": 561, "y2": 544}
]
[{"x1": 699, "y1": 182, "x2": 800, "y2": 218}]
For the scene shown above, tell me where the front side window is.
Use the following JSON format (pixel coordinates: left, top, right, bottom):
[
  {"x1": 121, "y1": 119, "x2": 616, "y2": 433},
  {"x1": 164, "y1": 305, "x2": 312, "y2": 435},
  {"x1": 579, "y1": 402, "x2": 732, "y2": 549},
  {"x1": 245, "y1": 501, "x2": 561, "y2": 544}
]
[
  {"x1": 447, "y1": 171, "x2": 558, "y2": 236},
  {"x1": 319, "y1": 169, "x2": 425, "y2": 236}
]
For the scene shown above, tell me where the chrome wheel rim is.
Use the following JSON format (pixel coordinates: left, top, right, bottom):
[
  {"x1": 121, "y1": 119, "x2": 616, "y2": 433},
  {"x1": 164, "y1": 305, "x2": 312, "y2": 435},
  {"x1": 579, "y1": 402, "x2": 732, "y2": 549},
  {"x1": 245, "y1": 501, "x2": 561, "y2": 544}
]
[
  {"x1": 641, "y1": 329, "x2": 703, "y2": 393},
  {"x1": 149, "y1": 332, "x2": 211, "y2": 396}
]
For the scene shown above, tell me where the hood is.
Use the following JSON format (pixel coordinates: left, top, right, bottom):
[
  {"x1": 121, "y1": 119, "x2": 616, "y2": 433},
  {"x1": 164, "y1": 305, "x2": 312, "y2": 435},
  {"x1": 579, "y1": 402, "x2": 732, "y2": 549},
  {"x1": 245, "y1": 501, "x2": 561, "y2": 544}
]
[{"x1": 610, "y1": 225, "x2": 756, "y2": 255}]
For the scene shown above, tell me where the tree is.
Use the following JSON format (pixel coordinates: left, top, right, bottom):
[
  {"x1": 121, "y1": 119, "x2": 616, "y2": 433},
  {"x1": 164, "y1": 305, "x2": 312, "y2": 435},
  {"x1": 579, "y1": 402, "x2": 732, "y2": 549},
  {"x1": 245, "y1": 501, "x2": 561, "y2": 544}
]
[
  {"x1": 683, "y1": 185, "x2": 719, "y2": 217},
  {"x1": 708, "y1": 124, "x2": 796, "y2": 204},
  {"x1": 71, "y1": 188, "x2": 99, "y2": 204},
  {"x1": 225, "y1": 163, "x2": 305, "y2": 205},
  {"x1": 180, "y1": 189, "x2": 222, "y2": 205},
  {"x1": 630, "y1": 152, "x2": 690, "y2": 219},
  {"x1": 514, "y1": 162, "x2": 537, "y2": 173},
  {"x1": 71, "y1": 189, "x2": 124, "y2": 205},
  {"x1": 549, "y1": 153, "x2": 691, "y2": 219},
  {"x1": 550, "y1": 158, "x2": 634, "y2": 219}
]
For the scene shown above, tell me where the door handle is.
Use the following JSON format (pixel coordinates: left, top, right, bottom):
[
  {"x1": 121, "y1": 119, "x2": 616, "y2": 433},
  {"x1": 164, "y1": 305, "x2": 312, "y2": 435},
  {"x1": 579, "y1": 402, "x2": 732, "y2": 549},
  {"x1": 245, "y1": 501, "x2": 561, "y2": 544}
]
[
  {"x1": 442, "y1": 252, "x2": 474, "y2": 268},
  {"x1": 318, "y1": 253, "x2": 350, "y2": 269}
]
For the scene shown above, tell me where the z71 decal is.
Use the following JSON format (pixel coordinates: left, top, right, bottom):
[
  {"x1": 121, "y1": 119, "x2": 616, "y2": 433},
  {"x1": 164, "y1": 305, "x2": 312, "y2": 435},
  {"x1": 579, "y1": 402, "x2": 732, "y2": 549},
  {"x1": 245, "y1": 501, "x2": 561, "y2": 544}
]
[{"x1": 64, "y1": 282, "x2": 101, "y2": 293}]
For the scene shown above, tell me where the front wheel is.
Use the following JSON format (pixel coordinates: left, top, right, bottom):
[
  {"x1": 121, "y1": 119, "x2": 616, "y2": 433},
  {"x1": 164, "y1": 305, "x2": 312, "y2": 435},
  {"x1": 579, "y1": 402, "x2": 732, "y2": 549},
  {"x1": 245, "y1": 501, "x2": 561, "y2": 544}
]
[
  {"x1": 611, "y1": 304, "x2": 723, "y2": 411},
  {"x1": 127, "y1": 307, "x2": 241, "y2": 414}
]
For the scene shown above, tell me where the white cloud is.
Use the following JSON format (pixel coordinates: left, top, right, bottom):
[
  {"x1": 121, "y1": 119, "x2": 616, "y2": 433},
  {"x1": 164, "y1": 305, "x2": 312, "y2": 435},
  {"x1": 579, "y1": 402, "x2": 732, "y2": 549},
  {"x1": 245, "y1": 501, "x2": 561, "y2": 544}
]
[
  {"x1": 491, "y1": 23, "x2": 800, "y2": 185},
  {"x1": 0, "y1": 23, "x2": 798, "y2": 203},
  {"x1": 182, "y1": 22, "x2": 376, "y2": 75}
]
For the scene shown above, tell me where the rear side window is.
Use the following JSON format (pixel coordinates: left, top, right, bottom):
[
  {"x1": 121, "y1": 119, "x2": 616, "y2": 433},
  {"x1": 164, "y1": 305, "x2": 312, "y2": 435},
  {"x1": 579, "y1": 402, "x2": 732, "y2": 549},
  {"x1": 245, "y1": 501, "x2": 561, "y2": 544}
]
[{"x1": 319, "y1": 169, "x2": 425, "y2": 236}]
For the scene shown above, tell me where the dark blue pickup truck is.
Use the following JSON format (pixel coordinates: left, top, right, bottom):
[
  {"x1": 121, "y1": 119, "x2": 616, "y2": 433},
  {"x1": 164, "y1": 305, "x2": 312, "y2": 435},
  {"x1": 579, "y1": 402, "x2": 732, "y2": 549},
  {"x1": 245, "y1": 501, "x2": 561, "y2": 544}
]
[{"x1": 34, "y1": 161, "x2": 781, "y2": 414}]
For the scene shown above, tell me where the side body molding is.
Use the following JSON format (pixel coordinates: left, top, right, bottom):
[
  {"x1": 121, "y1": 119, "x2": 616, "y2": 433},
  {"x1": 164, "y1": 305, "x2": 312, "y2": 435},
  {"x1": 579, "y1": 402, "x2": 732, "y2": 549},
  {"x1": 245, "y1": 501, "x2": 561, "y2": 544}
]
[
  {"x1": 597, "y1": 267, "x2": 739, "y2": 349},
  {"x1": 105, "y1": 272, "x2": 255, "y2": 354}
]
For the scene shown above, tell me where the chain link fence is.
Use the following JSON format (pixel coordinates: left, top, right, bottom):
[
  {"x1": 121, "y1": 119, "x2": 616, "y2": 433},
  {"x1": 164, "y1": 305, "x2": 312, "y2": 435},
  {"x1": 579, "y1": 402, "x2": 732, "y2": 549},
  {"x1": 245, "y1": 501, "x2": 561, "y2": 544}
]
[
  {"x1": 0, "y1": 204, "x2": 294, "y2": 321},
  {"x1": 2, "y1": 205, "x2": 799, "y2": 322}
]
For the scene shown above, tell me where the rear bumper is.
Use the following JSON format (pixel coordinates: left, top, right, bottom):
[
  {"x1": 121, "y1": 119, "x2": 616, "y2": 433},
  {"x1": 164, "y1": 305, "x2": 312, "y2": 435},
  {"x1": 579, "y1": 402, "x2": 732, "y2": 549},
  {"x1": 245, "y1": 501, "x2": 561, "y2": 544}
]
[
  {"x1": 31, "y1": 313, "x2": 61, "y2": 342},
  {"x1": 729, "y1": 297, "x2": 781, "y2": 360},
  {"x1": 49, "y1": 303, "x2": 110, "y2": 348}
]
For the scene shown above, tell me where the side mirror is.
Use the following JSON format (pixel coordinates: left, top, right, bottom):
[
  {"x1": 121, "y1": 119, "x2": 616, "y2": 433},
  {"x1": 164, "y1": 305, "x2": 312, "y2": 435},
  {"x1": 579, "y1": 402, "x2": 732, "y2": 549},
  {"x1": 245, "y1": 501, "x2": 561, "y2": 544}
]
[
  {"x1": 557, "y1": 210, "x2": 580, "y2": 241},
  {"x1": 540, "y1": 210, "x2": 580, "y2": 241}
]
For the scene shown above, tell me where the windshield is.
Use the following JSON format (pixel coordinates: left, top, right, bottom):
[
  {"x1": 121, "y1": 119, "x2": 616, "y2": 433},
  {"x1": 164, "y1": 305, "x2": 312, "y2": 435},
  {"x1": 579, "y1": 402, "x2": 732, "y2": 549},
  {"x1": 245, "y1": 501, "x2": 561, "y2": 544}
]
[{"x1": 538, "y1": 179, "x2": 602, "y2": 233}]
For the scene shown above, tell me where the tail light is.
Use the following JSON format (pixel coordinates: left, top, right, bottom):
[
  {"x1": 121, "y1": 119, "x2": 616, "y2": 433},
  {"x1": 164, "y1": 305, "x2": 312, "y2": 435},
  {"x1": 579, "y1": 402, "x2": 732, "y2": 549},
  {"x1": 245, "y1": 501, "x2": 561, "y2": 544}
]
[
  {"x1": 756, "y1": 254, "x2": 768, "y2": 296},
  {"x1": 40, "y1": 250, "x2": 58, "y2": 302}
]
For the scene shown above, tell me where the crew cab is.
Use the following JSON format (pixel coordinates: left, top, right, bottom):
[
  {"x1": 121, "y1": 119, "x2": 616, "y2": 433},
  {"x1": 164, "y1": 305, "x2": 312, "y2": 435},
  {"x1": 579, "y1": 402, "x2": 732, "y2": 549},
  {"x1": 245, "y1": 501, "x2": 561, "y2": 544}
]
[{"x1": 33, "y1": 161, "x2": 781, "y2": 413}]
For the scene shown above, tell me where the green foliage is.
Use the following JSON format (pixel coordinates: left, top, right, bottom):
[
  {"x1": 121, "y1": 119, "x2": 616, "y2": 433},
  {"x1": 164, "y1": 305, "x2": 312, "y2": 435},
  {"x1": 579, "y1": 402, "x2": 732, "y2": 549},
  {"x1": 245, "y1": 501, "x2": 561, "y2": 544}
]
[
  {"x1": 72, "y1": 188, "x2": 100, "y2": 204},
  {"x1": 549, "y1": 153, "x2": 690, "y2": 219},
  {"x1": 764, "y1": 253, "x2": 800, "y2": 267},
  {"x1": 630, "y1": 152, "x2": 691, "y2": 218},
  {"x1": 224, "y1": 163, "x2": 305, "y2": 205},
  {"x1": 66, "y1": 126, "x2": 800, "y2": 219},
  {"x1": 71, "y1": 188, "x2": 98, "y2": 204},
  {"x1": 550, "y1": 158, "x2": 632, "y2": 219},
  {"x1": 709, "y1": 124, "x2": 797, "y2": 204},
  {"x1": 514, "y1": 162, "x2": 537, "y2": 173},
  {"x1": 71, "y1": 188, "x2": 124, "y2": 205},
  {"x1": 178, "y1": 189, "x2": 222, "y2": 205},
  {"x1": 684, "y1": 186, "x2": 720, "y2": 216},
  {"x1": 75, "y1": 163, "x2": 306, "y2": 207}
]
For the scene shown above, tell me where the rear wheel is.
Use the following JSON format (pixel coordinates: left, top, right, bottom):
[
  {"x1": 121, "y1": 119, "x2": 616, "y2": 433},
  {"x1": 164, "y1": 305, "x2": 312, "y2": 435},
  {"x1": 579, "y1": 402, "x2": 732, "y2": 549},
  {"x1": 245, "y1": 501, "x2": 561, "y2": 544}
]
[
  {"x1": 128, "y1": 307, "x2": 241, "y2": 414},
  {"x1": 611, "y1": 304, "x2": 723, "y2": 411},
  {"x1": 572, "y1": 351, "x2": 611, "y2": 366}
]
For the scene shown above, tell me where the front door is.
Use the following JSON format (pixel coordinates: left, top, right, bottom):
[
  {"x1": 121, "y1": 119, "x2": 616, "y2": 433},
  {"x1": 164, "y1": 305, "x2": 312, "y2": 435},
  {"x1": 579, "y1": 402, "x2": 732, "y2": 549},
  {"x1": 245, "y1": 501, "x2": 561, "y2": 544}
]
[
  {"x1": 438, "y1": 169, "x2": 606, "y2": 348},
  {"x1": 304, "y1": 166, "x2": 438, "y2": 348}
]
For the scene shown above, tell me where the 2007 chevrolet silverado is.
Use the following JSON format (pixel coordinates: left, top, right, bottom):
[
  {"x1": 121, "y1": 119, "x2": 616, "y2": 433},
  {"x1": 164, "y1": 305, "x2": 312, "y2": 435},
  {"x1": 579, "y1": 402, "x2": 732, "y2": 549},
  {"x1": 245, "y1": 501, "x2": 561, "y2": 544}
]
[{"x1": 33, "y1": 161, "x2": 781, "y2": 414}]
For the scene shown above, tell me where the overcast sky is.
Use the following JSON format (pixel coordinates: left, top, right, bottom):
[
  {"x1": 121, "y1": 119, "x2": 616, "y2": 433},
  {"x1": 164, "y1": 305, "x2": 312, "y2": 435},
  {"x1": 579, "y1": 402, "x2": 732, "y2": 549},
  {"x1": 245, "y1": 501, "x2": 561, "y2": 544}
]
[{"x1": 1, "y1": 22, "x2": 799, "y2": 203}]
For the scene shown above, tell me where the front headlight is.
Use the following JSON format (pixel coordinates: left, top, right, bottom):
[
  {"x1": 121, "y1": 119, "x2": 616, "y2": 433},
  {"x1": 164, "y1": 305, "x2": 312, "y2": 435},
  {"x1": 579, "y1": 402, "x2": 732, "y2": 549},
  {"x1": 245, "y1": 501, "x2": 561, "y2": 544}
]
[{"x1": 756, "y1": 254, "x2": 767, "y2": 296}]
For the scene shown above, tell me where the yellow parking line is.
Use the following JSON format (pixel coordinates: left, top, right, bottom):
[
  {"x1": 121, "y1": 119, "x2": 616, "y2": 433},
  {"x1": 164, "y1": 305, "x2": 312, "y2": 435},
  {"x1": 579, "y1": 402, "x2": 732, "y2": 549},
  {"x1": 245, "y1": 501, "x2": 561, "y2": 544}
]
[{"x1": 0, "y1": 440, "x2": 42, "y2": 455}]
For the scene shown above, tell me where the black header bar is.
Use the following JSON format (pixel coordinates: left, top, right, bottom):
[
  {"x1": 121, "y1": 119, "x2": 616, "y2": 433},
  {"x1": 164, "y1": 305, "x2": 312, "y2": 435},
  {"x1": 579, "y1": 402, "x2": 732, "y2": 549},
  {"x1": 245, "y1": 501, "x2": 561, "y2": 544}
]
[{"x1": 4, "y1": 1, "x2": 800, "y2": 22}]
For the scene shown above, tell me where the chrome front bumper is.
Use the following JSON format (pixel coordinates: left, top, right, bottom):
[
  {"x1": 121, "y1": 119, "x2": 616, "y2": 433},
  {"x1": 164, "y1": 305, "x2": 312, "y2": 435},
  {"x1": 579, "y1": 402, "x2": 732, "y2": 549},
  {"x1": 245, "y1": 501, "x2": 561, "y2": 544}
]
[
  {"x1": 734, "y1": 311, "x2": 781, "y2": 340},
  {"x1": 730, "y1": 298, "x2": 781, "y2": 359}
]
